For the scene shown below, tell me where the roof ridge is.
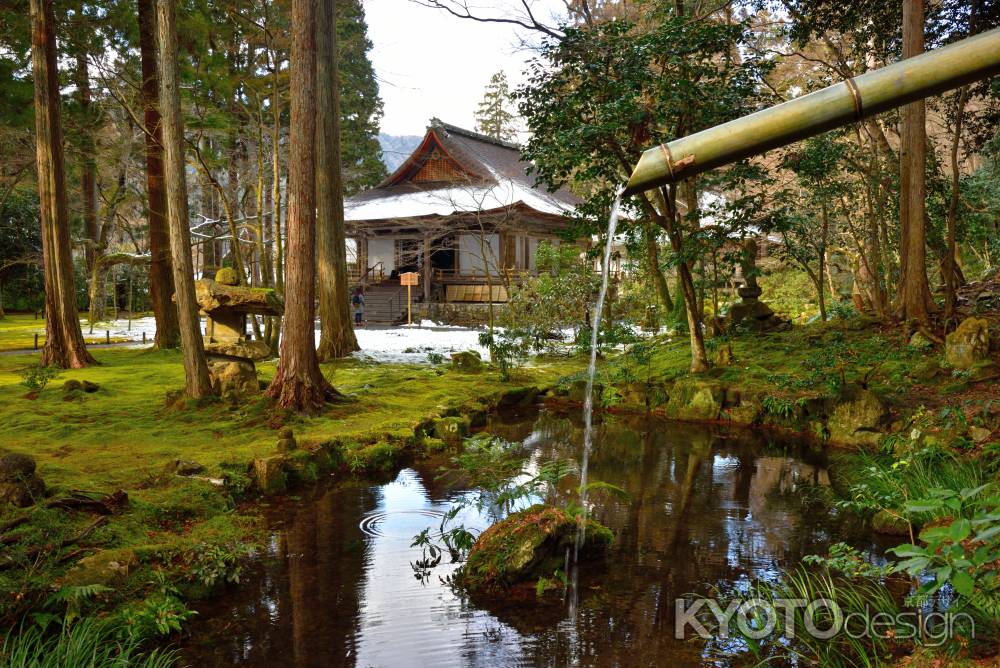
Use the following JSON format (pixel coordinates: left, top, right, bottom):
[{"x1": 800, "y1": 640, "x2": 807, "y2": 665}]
[{"x1": 429, "y1": 118, "x2": 520, "y2": 151}]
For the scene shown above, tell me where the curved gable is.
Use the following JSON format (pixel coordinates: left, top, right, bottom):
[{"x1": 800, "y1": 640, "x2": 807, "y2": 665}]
[{"x1": 381, "y1": 129, "x2": 486, "y2": 187}]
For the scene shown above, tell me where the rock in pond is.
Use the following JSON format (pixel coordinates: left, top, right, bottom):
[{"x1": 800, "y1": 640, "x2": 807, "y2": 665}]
[
  {"x1": 460, "y1": 504, "x2": 612, "y2": 591},
  {"x1": 945, "y1": 317, "x2": 991, "y2": 370}
]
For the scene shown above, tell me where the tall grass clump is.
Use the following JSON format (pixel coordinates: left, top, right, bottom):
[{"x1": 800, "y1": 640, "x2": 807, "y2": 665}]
[
  {"x1": 1, "y1": 618, "x2": 177, "y2": 668},
  {"x1": 708, "y1": 567, "x2": 903, "y2": 668}
]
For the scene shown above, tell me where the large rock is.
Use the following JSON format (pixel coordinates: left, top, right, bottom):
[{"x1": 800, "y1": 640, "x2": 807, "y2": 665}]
[
  {"x1": 664, "y1": 379, "x2": 723, "y2": 421},
  {"x1": 431, "y1": 416, "x2": 470, "y2": 445},
  {"x1": 450, "y1": 350, "x2": 482, "y2": 372},
  {"x1": 827, "y1": 384, "x2": 888, "y2": 447},
  {"x1": 253, "y1": 455, "x2": 287, "y2": 494},
  {"x1": 0, "y1": 453, "x2": 45, "y2": 508},
  {"x1": 60, "y1": 549, "x2": 137, "y2": 587},
  {"x1": 207, "y1": 358, "x2": 259, "y2": 396},
  {"x1": 945, "y1": 317, "x2": 990, "y2": 370},
  {"x1": 461, "y1": 505, "x2": 612, "y2": 591}
]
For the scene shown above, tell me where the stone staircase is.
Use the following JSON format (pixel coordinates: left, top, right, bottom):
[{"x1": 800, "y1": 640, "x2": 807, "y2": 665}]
[{"x1": 359, "y1": 281, "x2": 407, "y2": 325}]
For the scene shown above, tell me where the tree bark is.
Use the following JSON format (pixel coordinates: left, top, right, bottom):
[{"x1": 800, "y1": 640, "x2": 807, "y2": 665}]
[
  {"x1": 30, "y1": 0, "x2": 94, "y2": 369},
  {"x1": 267, "y1": 0, "x2": 336, "y2": 412},
  {"x1": 644, "y1": 221, "x2": 673, "y2": 312},
  {"x1": 76, "y1": 52, "x2": 98, "y2": 286},
  {"x1": 156, "y1": 0, "x2": 212, "y2": 398},
  {"x1": 138, "y1": 0, "x2": 180, "y2": 349},
  {"x1": 944, "y1": 87, "x2": 967, "y2": 324},
  {"x1": 896, "y1": 0, "x2": 934, "y2": 325},
  {"x1": 679, "y1": 181, "x2": 709, "y2": 372},
  {"x1": 316, "y1": 0, "x2": 359, "y2": 361}
]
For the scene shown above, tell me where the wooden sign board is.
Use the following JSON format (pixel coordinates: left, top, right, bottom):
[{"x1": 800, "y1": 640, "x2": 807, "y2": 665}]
[{"x1": 400, "y1": 272, "x2": 419, "y2": 286}]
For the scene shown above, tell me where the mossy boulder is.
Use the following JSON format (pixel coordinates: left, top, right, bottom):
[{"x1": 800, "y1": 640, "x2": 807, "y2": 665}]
[
  {"x1": 214, "y1": 266, "x2": 239, "y2": 286},
  {"x1": 450, "y1": 350, "x2": 483, "y2": 372},
  {"x1": 664, "y1": 379, "x2": 723, "y2": 421},
  {"x1": 207, "y1": 359, "x2": 258, "y2": 396},
  {"x1": 60, "y1": 549, "x2": 137, "y2": 587},
  {"x1": 827, "y1": 384, "x2": 888, "y2": 447},
  {"x1": 0, "y1": 453, "x2": 45, "y2": 508},
  {"x1": 252, "y1": 455, "x2": 287, "y2": 494},
  {"x1": 432, "y1": 416, "x2": 470, "y2": 445},
  {"x1": 346, "y1": 440, "x2": 402, "y2": 472},
  {"x1": 461, "y1": 504, "x2": 612, "y2": 591},
  {"x1": 62, "y1": 379, "x2": 83, "y2": 393},
  {"x1": 567, "y1": 378, "x2": 603, "y2": 404},
  {"x1": 945, "y1": 317, "x2": 990, "y2": 370},
  {"x1": 497, "y1": 386, "x2": 539, "y2": 407}
]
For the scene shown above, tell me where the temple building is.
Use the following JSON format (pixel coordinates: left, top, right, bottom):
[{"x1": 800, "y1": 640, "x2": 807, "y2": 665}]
[{"x1": 344, "y1": 119, "x2": 578, "y2": 322}]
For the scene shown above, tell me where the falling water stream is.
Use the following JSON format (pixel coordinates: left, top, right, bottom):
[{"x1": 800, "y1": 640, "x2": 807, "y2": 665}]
[{"x1": 567, "y1": 192, "x2": 623, "y2": 619}]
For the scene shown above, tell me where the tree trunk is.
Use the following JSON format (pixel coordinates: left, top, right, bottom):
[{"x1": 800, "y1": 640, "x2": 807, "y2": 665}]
[
  {"x1": 76, "y1": 52, "x2": 98, "y2": 283},
  {"x1": 267, "y1": 0, "x2": 336, "y2": 412},
  {"x1": 138, "y1": 0, "x2": 180, "y2": 349},
  {"x1": 316, "y1": 0, "x2": 359, "y2": 361},
  {"x1": 680, "y1": 181, "x2": 709, "y2": 372},
  {"x1": 944, "y1": 87, "x2": 967, "y2": 324},
  {"x1": 156, "y1": 0, "x2": 212, "y2": 398},
  {"x1": 818, "y1": 203, "x2": 829, "y2": 322},
  {"x1": 896, "y1": 0, "x2": 934, "y2": 325},
  {"x1": 644, "y1": 221, "x2": 673, "y2": 312},
  {"x1": 30, "y1": 0, "x2": 94, "y2": 369}
]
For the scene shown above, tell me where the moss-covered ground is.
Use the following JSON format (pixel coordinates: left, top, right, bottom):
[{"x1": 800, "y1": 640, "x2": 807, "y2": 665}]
[
  {"x1": 592, "y1": 315, "x2": 999, "y2": 444},
  {"x1": 0, "y1": 313, "x2": 133, "y2": 351}
]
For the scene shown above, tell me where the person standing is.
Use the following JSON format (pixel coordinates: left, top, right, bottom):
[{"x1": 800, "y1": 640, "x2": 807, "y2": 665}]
[{"x1": 352, "y1": 287, "x2": 365, "y2": 326}]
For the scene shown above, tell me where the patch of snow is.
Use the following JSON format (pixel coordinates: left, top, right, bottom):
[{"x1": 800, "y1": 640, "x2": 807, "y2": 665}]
[
  {"x1": 87, "y1": 315, "x2": 495, "y2": 366},
  {"x1": 350, "y1": 323, "x2": 488, "y2": 364}
]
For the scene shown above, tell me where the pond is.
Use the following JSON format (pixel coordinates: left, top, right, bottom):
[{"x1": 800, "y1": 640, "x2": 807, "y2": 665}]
[{"x1": 181, "y1": 409, "x2": 880, "y2": 667}]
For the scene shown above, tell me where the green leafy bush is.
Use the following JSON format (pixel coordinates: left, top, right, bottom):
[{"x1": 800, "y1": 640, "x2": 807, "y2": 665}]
[{"x1": 19, "y1": 364, "x2": 60, "y2": 393}]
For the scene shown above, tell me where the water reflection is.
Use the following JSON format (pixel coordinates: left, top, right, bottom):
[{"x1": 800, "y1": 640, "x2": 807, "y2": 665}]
[{"x1": 183, "y1": 411, "x2": 874, "y2": 667}]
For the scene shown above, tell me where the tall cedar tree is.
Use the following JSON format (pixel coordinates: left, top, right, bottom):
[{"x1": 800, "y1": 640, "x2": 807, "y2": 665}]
[
  {"x1": 138, "y1": 0, "x2": 180, "y2": 349},
  {"x1": 268, "y1": 0, "x2": 338, "y2": 411},
  {"x1": 475, "y1": 71, "x2": 518, "y2": 143},
  {"x1": 156, "y1": 0, "x2": 212, "y2": 397},
  {"x1": 29, "y1": 0, "x2": 95, "y2": 368},
  {"x1": 317, "y1": 0, "x2": 360, "y2": 360},
  {"x1": 897, "y1": 0, "x2": 935, "y2": 324}
]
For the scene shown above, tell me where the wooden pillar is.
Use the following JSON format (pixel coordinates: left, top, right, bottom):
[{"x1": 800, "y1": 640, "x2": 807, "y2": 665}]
[{"x1": 423, "y1": 233, "x2": 431, "y2": 301}]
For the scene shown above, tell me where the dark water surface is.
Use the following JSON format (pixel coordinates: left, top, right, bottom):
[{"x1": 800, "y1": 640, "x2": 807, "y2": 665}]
[{"x1": 181, "y1": 410, "x2": 878, "y2": 667}]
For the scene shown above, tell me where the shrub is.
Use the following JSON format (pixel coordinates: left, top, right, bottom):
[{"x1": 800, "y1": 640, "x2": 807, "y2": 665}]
[{"x1": 19, "y1": 364, "x2": 60, "y2": 393}]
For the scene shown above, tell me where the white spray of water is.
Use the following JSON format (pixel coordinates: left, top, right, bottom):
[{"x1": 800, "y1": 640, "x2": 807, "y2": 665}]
[{"x1": 567, "y1": 192, "x2": 622, "y2": 620}]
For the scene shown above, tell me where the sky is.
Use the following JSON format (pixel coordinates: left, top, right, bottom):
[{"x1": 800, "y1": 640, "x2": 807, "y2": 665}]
[{"x1": 363, "y1": 0, "x2": 568, "y2": 137}]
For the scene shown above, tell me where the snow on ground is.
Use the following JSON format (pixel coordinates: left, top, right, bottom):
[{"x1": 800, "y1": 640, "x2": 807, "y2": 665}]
[
  {"x1": 351, "y1": 322, "x2": 489, "y2": 364},
  {"x1": 84, "y1": 316, "x2": 489, "y2": 365}
]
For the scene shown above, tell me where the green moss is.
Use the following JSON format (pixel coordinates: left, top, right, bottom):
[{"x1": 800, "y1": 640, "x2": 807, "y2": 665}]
[
  {"x1": 461, "y1": 504, "x2": 612, "y2": 591},
  {"x1": 346, "y1": 440, "x2": 402, "y2": 473}
]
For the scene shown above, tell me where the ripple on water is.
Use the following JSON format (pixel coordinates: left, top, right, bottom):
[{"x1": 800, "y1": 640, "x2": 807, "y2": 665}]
[{"x1": 358, "y1": 509, "x2": 448, "y2": 538}]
